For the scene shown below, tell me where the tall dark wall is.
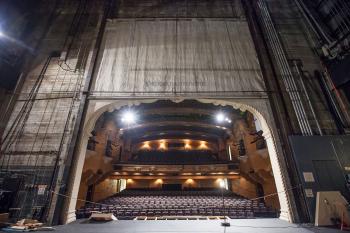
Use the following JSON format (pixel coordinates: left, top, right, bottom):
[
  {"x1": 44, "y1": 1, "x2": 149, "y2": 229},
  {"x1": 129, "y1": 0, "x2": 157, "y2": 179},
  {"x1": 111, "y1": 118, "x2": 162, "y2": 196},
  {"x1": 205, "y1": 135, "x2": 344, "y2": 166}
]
[
  {"x1": 243, "y1": 0, "x2": 350, "y2": 222},
  {"x1": 0, "y1": 0, "x2": 45, "y2": 89},
  {"x1": 327, "y1": 55, "x2": 350, "y2": 104},
  {"x1": 0, "y1": 0, "x2": 58, "y2": 138},
  {"x1": 263, "y1": 0, "x2": 338, "y2": 135},
  {"x1": 290, "y1": 135, "x2": 350, "y2": 222},
  {"x1": 0, "y1": 0, "x2": 106, "y2": 223},
  {"x1": 299, "y1": 0, "x2": 350, "y2": 114}
]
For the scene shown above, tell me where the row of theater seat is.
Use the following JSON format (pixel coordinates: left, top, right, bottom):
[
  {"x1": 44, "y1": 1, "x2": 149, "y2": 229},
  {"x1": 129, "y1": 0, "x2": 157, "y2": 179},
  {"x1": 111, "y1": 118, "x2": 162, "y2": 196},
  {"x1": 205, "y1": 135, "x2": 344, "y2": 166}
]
[
  {"x1": 115, "y1": 189, "x2": 235, "y2": 196},
  {"x1": 76, "y1": 189, "x2": 278, "y2": 219}
]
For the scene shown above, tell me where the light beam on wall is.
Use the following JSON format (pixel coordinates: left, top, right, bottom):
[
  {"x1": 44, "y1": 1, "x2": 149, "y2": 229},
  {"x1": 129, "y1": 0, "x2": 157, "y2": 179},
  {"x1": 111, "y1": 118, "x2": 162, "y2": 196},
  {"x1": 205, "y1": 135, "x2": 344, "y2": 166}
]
[
  {"x1": 158, "y1": 140, "x2": 167, "y2": 150},
  {"x1": 186, "y1": 179, "x2": 194, "y2": 183},
  {"x1": 184, "y1": 139, "x2": 192, "y2": 150},
  {"x1": 198, "y1": 141, "x2": 208, "y2": 150},
  {"x1": 228, "y1": 145, "x2": 232, "y2": 161},
  {"x1": 155, "y1": 179, "x2": 163, "y2": 185},
  {"x1": 217, "y1": 178, "x2": 228, "y2": 190},
  {"x1": 141, "y1": 141, "x2": 151, "y2": 150}
]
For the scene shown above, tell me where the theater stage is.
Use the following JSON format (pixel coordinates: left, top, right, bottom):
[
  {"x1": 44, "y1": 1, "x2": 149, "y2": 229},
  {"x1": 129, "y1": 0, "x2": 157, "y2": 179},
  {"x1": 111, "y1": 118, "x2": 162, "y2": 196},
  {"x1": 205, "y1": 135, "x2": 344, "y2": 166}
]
[{"x1": 51, "y1": 219, "x2": 342, "y2": 233}]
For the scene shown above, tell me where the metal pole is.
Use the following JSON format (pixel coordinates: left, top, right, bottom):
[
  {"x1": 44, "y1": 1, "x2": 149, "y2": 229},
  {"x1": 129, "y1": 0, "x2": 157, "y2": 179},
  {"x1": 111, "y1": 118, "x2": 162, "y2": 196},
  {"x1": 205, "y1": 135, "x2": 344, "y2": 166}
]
[
  {"x1": 220, "y1": 181, "x2": 230, "y2": 227},
  {"x1": 222, "y1": 187, "x2": 225, "y2": 212},
  {"x1": 292, "y1": 60, "x2": 322, "y2": 135},
  {"x1": 257, "y1": 0, "x2": 313, "y2": 136}
]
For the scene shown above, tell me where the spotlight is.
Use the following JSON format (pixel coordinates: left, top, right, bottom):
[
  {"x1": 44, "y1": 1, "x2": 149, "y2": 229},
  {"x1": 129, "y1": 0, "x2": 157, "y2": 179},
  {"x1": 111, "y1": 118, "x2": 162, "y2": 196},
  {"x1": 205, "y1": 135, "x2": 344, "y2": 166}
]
[
  {"x1": 216, "y1": 112, "x2": 232, "y2": 124},
  {"x1": 121, "y1": 111, "x2": 136, "y2": 124},
  {"x1": 0, "y1": 31, "x2": 3, "y2": 37},
  {"x1": 216, "y1": 113, "x2": 225, "y2": 123}
]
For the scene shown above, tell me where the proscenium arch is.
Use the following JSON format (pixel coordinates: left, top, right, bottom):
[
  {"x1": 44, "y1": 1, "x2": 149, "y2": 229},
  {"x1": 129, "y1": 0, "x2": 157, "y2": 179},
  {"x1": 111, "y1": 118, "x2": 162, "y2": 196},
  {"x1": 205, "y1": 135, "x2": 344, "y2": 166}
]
[{"x1": 62, "y1": 98, "x2": 297, "y2": 223}]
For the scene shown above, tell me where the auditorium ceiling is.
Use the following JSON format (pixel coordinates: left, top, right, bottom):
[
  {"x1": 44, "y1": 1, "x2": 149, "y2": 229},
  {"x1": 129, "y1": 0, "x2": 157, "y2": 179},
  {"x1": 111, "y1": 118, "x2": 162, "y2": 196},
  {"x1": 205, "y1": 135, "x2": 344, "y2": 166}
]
[{"x1": 114, "y1": 100, "x2": 244, "y2": 143}]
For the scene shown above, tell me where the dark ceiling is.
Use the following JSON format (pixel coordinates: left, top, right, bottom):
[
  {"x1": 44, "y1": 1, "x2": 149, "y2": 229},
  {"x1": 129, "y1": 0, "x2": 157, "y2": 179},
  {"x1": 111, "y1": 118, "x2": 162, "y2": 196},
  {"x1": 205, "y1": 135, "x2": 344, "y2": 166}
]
[
  {"x1": 95, "y1": 100, "x2": 246, "y2": 143},
  {"x1": 0, "y1": 0, "x2": 44, "y2": 90}
]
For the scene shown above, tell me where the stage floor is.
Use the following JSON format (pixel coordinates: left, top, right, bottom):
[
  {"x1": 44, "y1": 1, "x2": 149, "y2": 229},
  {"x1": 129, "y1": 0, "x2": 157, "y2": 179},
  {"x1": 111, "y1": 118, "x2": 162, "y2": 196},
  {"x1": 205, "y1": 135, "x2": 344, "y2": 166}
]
[{"x1": 49, "y1": 218, "x2": 343, "y2": 233}]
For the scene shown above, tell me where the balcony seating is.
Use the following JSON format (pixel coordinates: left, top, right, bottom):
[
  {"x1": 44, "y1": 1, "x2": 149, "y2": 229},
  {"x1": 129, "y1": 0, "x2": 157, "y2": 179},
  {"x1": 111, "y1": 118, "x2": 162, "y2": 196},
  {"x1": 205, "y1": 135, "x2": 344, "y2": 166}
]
[
  {"x1": 76, "y1": 189, "x2": 278, "y2": 219},
  {"x1": 129, "y1": 150, "x2": 220, "y2": 164}
]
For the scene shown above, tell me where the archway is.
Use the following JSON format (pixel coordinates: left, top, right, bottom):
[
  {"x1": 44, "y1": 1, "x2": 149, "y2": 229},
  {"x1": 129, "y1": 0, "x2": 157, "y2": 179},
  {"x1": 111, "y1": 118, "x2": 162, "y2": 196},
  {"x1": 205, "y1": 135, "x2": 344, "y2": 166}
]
[{"x1": 62, "y1": 98, "x2": 297, "y2": 223}]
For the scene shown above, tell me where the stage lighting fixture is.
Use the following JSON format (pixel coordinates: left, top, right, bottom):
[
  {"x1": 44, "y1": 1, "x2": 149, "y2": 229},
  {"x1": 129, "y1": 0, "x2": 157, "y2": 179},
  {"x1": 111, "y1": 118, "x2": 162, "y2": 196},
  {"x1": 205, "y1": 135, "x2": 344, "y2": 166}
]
[
  {"x1": 216, "y1": 112, "x2": 232, "y2": 124},
  {"x1": 121, "y1": 111, "x2": 136, "y2": 124},
  {"x1": 216, "y1": 113, "x2": 225, "y2": 123}
]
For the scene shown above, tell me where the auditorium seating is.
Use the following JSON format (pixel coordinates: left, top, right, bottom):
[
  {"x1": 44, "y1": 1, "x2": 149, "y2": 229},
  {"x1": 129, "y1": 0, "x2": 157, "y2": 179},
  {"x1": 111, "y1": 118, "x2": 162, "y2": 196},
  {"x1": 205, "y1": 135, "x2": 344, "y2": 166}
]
[
  {"x1": 129, "y1": 150, "x2": 220, "y2": 164},
  {"x1": 76, "y1": 189, "x2": 278, "y2": 219}
]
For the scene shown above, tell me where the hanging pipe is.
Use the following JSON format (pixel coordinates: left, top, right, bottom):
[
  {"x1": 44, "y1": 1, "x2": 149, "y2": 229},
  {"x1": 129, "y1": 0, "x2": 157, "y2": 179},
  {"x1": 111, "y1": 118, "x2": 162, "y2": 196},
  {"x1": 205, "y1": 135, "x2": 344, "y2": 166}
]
[
  {"x1": 257, "y1": 0, "x2": 310, "y2": 135},
  {"x1": 293, "y1": 0, "x2": 333, "y2": 44},
  {"x1": 257, "y1": 1, "x2": 307, "y2": 132},
  {"x1": 292, "y1": 60, "x2": 322, "y2": 135},
  {"x1": 257, "y1": 0, "x2": 313, "y2": 135}
]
